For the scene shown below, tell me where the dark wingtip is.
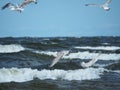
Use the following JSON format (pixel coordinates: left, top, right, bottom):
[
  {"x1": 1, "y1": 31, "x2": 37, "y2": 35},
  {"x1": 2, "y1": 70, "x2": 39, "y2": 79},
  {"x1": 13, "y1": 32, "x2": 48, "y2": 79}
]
[
  {"x1": 85, "y1": 4, "x2": 88, "y2": 6},
  {"x1": 1, "y1": 2, "x2": 11, "y2": 10}
]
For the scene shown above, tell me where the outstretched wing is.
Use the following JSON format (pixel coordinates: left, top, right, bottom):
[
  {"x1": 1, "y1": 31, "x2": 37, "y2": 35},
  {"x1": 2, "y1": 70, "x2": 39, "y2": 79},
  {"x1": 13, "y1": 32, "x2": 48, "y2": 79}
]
[
  {"x1": 85, "y1": 4, "x2": 100, "y2": 7},
  {"x1": 105, "y1": 0, "x2": 112, "y2": 5},
  {"x1": 85, "y1": 56, "x2": 98, "y2": 67},
  {"x1": 49, "y1": 51, "x2": 64, "y2": 67},
  {"x1": 20, "y1": 0, "x2": 33, "y2": 8},
  {"x1": 81, "y1": 53, "x2": 101, "y2": 68},
  {"x1": 1, "y1": 3, "x2": 12, "y2": 10}
]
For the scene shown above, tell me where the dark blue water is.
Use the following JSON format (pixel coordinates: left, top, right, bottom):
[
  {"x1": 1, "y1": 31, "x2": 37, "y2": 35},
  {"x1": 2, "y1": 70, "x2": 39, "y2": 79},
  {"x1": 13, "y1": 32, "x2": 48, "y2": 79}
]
[{"x1": 0, "y1": 36, "x2": 120, "y2": 90}]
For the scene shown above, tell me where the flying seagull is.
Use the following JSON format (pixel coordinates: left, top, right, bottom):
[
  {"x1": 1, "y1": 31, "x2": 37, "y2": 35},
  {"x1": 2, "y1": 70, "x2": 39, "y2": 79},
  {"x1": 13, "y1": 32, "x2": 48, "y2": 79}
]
[
  {"x1": 1, "y1": 2, "x2": 24, "y2": 12},
  {"x1": 85, "y1": 0, "x2": 112, "y2": 11},
  {"x1": 1, "y1": 0, "x2": 38, "y2": 13},
  {"x1": 49, "y1": 50, "x2": 69, "y2": 67},
  {"x1": 81, "y1": 53, "x2": 101, "y2": 68}
]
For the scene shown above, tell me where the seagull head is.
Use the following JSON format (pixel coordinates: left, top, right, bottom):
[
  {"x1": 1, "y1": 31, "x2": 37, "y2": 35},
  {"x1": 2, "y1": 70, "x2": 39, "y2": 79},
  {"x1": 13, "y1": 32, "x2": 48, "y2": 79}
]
[
  {"x1": 34, "y1": 0, "x2": 38, "y2": 4},
  {"x1": 62, "y1": 50, "x2": 70, "y2": 56}
]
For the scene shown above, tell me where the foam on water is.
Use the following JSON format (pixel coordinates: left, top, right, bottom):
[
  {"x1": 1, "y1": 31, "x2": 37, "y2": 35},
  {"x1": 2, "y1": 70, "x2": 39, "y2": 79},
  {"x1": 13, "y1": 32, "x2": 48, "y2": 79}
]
[
  {"x1": 0, "y1": 44, "x2": 25, "y2": 53},
  {"x1": 0, "y1": 68, "x2": 105, "y2": 83},
  {"x1": 35, "y1": 51, "x2": 58, "y2": 56},
  {"x1": 64, "y1": 52, "x2": 120, "y2": 60},
  {"x1": 110, "y1": 70, "x2": 120, "y2": 73},
  {"x1": 74, "y1": 46, "x2": 120, "y2": 50},
  {"x1": 35, "y1": 51, "x2": 120, "y2": 60}
]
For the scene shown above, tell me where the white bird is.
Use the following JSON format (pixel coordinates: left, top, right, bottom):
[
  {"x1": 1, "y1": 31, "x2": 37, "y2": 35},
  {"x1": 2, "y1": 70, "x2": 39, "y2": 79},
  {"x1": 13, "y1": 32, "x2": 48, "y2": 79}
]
[
  {"x1": 81, "y1": 53, "x2": 101, "y2": 68},
  {"x1": 49, "y1": 50, "x2": 69, "y2": 67},
  {"x1": 85, "y1": 0, "x2": 112, "y2": 11},
  {"x1": 1, "y1": 0, "x2": 38, "y2": 13},
  {"x1": 1, "y1": 3, "x2": 24, "y2": 13}
]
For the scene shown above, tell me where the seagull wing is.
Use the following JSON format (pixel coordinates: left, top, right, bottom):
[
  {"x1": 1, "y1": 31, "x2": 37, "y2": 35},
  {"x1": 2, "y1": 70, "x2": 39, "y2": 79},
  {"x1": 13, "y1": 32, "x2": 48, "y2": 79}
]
[
  {"x1": 1, "y1": 3, "x2": 13, "y2": 10},
  {"x1": 85, "y1": 4, "x2": 100, "y2": 7},
  {"x1": 49, "y1": 51, "x2": 64, "y2": 67},
  {"x1": 82, "y1": 53, "x2": 101, "y2": 68},
  {"x1": 105, "y1": 0, "x2": 112, "y2": 5},
  {"x1": 84, "y1": 56, "x2": 99, "y2": 67},
  {"x1": 20, "y1": 0, "x2": 33, "y2": 8}
]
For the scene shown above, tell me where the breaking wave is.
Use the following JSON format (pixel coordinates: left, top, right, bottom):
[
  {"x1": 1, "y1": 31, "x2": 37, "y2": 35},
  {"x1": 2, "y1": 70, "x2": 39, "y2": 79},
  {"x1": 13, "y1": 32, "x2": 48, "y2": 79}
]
[
  {"x1": 0, "y1": 68, "x2": 105, "y2": 83},
  {"x1": 0, "y1": 44, "x2": 25, "y2": 53},
  {"x1": 34, "y1": 51, "x2": 120, "y2": 60},
  {"x1": 74, "y1": 46, "x2": 120, "y2": 51},
  {"x1": 64, "y1": 52, "x2": 120, "y2": 60}
]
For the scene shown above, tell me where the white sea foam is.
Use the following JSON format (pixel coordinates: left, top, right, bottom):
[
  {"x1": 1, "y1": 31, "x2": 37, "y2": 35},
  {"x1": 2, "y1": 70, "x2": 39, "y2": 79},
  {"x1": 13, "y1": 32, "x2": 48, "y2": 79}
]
[
  {"x1": 64, "y1": 51, "x2": 120, "y2": 60},
  {"x1": 0, "y1": 44, "x2": 25, "y2": 53},
  {"x1": 110, "y1": 70, "x2": 120, "y2": 73},
  {"x1": 74, "y1": 46, "x2": 120, "y2": 51},
  {"x1": 0, "y1": 68, "x2": 105, "y2": 83},
  {"x1": 36, "y1": 51, "x2": 120, "y2": 60},
  {"x1": 35, "y1": 51, "x2": 58, "y2": 56}
]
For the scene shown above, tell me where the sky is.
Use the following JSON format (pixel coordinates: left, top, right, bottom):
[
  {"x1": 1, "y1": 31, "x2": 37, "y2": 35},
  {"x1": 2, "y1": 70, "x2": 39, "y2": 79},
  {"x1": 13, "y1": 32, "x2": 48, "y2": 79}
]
[{"x1": 0, "y1": 0, "x2": 120, "y2": 37}]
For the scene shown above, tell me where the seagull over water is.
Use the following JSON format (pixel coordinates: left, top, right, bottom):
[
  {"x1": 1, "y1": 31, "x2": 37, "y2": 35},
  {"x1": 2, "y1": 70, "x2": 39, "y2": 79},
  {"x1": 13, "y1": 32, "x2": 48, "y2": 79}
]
[
  {"x1": 85, "y1": 0, "x2": 112, "y2": 11},
  {"x1": 1, "y1": 0, "x2": 38, "y2": 12},
  {"x1": 50, "y1": 50, "x2": 101, "y2": 68},
  {"x1": 81, "y1": 53, "x2": 101, "y2": 68},
  {"x1": 49, "y1": 50, "x2": 69, "y2": 67}
]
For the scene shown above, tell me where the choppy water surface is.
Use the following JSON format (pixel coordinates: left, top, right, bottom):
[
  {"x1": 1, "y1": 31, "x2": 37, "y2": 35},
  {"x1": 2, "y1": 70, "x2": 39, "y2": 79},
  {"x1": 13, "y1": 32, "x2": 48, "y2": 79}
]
[{"x1": 0, "y1": 37, "x2": 120, "y2": 90}]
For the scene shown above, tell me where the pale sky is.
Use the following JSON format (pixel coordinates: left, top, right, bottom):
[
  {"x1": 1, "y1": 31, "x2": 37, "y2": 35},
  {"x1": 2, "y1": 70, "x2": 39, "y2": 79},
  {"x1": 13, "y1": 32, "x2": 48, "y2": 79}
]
[{"x1": 0, "y1": 0, "x2": 120, "y2": 37}]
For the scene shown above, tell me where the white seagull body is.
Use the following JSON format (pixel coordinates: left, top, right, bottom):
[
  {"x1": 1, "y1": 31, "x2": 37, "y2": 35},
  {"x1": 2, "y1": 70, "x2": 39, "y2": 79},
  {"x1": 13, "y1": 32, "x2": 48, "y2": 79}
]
[
  {"x1": 49, "y1": 50, "x2": 69, "y2": 67},
  {"x1": 1, "y1": 3, "x2": 24, "y2": 12},
  {"x1": 81, "y1": 53, "x2": 101, "y2": 68},
  {"x1": 85, "y1": 0, "x2": 112, "y2": 11}
]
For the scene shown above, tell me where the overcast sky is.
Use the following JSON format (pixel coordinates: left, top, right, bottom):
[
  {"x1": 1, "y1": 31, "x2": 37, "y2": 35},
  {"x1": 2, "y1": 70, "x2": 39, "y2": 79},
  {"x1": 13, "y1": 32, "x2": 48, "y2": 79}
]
[{"x1": 0, "y1": 0, "x2": 120, "y2": 37}]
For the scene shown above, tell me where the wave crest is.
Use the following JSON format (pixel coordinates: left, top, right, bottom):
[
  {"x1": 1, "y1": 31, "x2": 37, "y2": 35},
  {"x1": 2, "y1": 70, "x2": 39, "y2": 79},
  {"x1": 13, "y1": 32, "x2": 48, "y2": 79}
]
[
  {"x1": 0, "y1": 68, "x2": 105, "y2": 83},
  {"x1": 74, "y1": 46, "x2": 120, "y2": 51},
  {"x1": 0, "y1": 44, "x2": 25, "y2": 53},
  {"x1": 34, "y1": 51, "x2": 120, "y2": 60}
]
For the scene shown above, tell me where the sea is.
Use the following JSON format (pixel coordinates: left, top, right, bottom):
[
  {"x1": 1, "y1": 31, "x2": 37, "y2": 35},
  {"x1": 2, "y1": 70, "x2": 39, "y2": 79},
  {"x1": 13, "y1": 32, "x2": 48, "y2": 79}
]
[{"x1": 0, "y1": 36, "x2": 120, "y2": 90}]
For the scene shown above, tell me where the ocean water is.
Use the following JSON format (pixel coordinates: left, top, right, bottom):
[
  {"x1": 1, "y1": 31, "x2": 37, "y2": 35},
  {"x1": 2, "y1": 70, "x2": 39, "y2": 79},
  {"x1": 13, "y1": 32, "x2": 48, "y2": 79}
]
[{"x1": 0, "y1": 37, "x2": 120, "y2": 90}]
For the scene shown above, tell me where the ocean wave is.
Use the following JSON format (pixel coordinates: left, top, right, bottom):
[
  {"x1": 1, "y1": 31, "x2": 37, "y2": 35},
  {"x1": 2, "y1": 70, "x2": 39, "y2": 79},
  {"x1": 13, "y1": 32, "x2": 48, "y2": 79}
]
[
  {"x1": 0, "y1": 68, "x2": 105, "y2": 83},
  {"x1": 0, "y1": 44, "x2": 25, "y2": 53},
  {"x1": 34, "y1": 51, "x2": 120, "y2": 60},
  {"x1": 110, "y1": 70, "x2": 120, "y2": 73},
  {"x1": 64, "y1": 52, "x2": 120, "y2": 60},
  {"x1": 34, "y1": 50, "x2": 58, "y2": 56},
  {"x1": 74, "y1": 46, "x2": 120, "y2": 51}
]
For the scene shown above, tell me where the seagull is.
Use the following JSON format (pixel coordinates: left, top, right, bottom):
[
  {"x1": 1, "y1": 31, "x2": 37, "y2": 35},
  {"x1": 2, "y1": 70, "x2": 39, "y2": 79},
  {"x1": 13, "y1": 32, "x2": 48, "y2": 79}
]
[
  {"x1": 19, "y1": 0, "x2": 38, "y2": 9},
  {"x1": 49, "y1": 50, "x2": 69, "y2": 67},
  {"x1": 1, "y1": 0, "x2": 38, "y2": 13},
  {"x1": 1, "y1": 2, "x2": 24, "y2": 12},
  {"x1": 85, "y1": 0, "x2": 112, "y2": 11},
  {"x1": 81, "y1": 53, "x2": 101, "y2": 68}
]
